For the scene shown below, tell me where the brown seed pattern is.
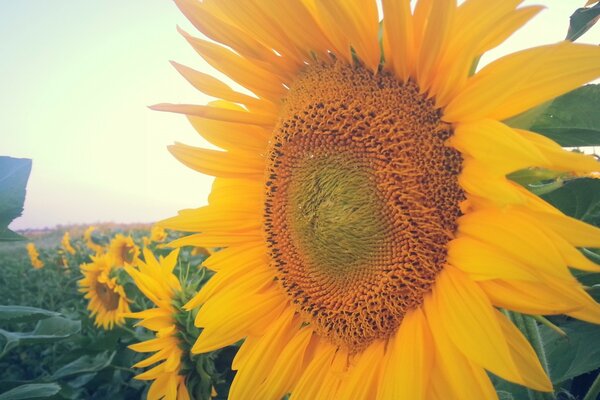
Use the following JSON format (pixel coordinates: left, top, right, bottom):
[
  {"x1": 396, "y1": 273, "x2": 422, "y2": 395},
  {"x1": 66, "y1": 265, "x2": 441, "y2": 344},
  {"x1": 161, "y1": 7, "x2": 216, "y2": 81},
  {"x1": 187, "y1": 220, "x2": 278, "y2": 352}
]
[{"x1": 264, "y1": 61, "x2": 465, "y2": 351}]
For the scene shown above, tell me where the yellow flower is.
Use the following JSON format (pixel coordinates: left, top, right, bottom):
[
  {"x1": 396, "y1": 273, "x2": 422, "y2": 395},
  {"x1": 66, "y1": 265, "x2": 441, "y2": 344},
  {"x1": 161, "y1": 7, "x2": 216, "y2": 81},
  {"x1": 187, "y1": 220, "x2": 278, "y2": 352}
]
[
  {"x1": 26, "y1": 242, "x2": 44, "y2": 269},
  {"x1": 150, "y1": 225, "x2": 167, "y2": 243},
  {"x1": 84, "y1": 226, "x2": 103, "y2": 254},
  {"x1": 61, "y1": 232, "x2": 76, "y2": 255},
  {"x1": 78, "y1": 254, "x2": 130, "y2": 330},
  {"x1": 158, "y1": 1, "x2": 600, "y2": 399},
  {"x1": 108, "y1": 234, "x2": 139, "y2": 266},
  {"x1": 124, "y1": 249, "x2": 190, "y2": 400}
]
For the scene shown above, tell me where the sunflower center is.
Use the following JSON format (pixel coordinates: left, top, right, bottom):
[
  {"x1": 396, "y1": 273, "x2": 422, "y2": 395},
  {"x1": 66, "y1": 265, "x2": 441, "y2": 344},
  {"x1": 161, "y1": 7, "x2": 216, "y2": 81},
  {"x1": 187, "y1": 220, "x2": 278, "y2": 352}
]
[
  {"x1": 264, "y1": 61, "x2": 465, "y2": 350},
  {"x1": 96, "y1": 282, "x2": 120, "y2": 311},
  {"x1": 120, "y1": 245, "x2": 135, "y2": 264}
]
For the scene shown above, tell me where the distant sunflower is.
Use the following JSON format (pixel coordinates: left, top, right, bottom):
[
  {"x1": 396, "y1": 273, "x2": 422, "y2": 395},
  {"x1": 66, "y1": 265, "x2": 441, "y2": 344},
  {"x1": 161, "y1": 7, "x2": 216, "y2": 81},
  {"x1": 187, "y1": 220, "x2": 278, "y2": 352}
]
[
  {"x1": 143, "y1": 225, "x2": 168, "y2": 247},
  {"x1": 158, "y1": 1, "x2": 600, "y2": 399},
  {"x1": 109, "y1": 234, "x2": 139, "y2": 266},
  {"x1": 124, "y1": 249, "x2": 190, "y2": 400},
  {"x1": 61, "y1": 232, "x2": 76, "y2": 255},
  {"x1": 26, "y1": 242, "x2": 44, "y2": 269},
  {"x1": 79, "y1": 254, "x2": 130, "y2": 330},
  {"x1": 84, "y1": 226, "x2": 103, "y2": 254}
]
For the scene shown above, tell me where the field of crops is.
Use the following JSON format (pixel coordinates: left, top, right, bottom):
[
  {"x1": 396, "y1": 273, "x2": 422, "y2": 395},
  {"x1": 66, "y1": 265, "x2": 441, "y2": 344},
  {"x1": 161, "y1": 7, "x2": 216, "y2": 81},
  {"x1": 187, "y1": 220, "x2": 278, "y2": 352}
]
[{"x1": 0, "y1": 226, "x2": 236, "y2": 399}]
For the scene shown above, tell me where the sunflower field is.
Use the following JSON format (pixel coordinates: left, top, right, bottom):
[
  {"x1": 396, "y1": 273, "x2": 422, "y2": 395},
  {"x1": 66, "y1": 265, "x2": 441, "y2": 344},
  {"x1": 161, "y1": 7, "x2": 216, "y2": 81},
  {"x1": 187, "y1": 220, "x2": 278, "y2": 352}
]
[{"x1": 4, "y1": 1, "x2": 600, "y2": 400}]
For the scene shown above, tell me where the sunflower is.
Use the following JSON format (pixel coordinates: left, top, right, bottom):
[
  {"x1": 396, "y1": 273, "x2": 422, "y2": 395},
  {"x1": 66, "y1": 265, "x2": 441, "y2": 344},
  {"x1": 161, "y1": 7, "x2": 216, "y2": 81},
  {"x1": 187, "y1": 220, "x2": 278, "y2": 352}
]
[
  {"x1": 109, "y1": 234, "x2": 140, "y2": 266},
  {"x1": 79, "y1": 254, "x2": 130, "y2": 330},
  {"x1": 61, "y1": 232, "x2": 76, "y2": 255},
  {"x1": 84, "y1": 226, "x2": 104, "y2": 255},
  {"x1": 157, "y1": 1, "x2": 600, "y2": 399},
  {"x1": 26, "y1": 242, "x2": 44, "y2": 269},
  {"x1": 143, "y1": 225, "x2": 168, "y2": 247},
  {"x1": 124, "y1": 249, "x2": 191, "y2": 400}
]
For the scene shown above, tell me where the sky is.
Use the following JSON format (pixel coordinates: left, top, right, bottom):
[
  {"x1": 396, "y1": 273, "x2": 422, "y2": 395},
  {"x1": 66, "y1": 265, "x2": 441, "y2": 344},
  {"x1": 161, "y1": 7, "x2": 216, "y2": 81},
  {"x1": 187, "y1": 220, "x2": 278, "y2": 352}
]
[{"x1": 1, "y1": 0, "x2": 599, "y2": 230}]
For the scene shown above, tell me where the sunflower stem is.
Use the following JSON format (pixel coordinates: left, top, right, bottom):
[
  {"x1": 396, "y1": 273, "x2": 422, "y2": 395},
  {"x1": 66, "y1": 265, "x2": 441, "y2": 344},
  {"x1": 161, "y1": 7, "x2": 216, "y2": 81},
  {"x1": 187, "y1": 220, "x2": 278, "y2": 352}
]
[
  {"x1": 583, "y1": 371, "x2": 600, "y2": 400},
  {"x1": 511, "y1": 313, "x2": 556, "y2": 400}
]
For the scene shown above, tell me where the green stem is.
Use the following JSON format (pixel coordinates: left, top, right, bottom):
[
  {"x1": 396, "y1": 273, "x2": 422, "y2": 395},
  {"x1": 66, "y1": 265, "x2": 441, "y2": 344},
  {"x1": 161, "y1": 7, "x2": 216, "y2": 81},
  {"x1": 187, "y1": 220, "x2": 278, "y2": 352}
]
[{"x1": 583, "y1": 371, "x2": 600, "y2": 400}]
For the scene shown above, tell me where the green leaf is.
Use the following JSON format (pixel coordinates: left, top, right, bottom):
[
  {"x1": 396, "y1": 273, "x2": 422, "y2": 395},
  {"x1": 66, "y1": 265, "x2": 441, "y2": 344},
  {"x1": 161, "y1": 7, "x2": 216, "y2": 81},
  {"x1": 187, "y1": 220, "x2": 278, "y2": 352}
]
[
  {"x1": 0, "y1": 383, "x2": 61, "y2": 400},
  {"x1": 0, "y1": 306, "x2": 61, "y2": 323},
  {"x1": 0, "y1": 157, "x2": 32, "y2": 241},
  {"x1": 541, "y1": 178, "x2": 600, "y2": 226},
  {"x1": 0, "y1": 316, "x2": 81, "y2": 358},
  {"x1": 540, "y1": 320, "x2": 600, "y2": 383},
  {"x1": 567, "y1": 3, "x2": 600, "y2": 42},
  {"x1": 504, "y1": 101, "x2": 552, "y2": 131},
  {"x1": 528, "y1": 85, "x2": 600, "y2": 146},
  {"x1": 51, "y1": 351, "x2": 116, "y2": 380}
]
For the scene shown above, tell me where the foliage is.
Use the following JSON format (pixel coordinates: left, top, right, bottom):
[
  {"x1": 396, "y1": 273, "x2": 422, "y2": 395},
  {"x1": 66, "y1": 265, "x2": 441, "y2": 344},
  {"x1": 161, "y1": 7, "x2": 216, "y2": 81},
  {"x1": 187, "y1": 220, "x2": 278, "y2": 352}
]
[
  {"x1": 0, "y1": 157, "x2": 31, "y2": 242},
  {"x1": 0, "y1": 227, "x2": 234, "y2": 399}
]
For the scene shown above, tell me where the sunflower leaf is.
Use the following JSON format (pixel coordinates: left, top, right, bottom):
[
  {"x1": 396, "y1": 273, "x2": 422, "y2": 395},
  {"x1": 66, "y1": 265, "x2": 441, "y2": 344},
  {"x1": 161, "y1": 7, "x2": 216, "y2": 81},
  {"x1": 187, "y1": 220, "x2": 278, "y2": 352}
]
[
  {"x1": 541, "y1": 178, "x2": 600, "y2": 226},
  {"x1": 0, "y1": 305, "x2": 61, "y2": 323},
  {"x1": 0, "y1": 157, "x2": 32, "y2": 241},
  {"x1": 526, "y1": 85, "x2": 600, "y2": 146},
  {"x1": 566, "y1": 3, "x2": 600, "y2": 42},
  {"x1": 539, "y1": 320, "x2": 600, "y2": 383},
  {"x1": 0, "y1": 383, "x2": 61, "y2": 400},
  {"x1": 0, "y1": 316, "x2": 81, "y2": 359},
  {"x1": 50, "y1": 351, "x2": 115, "y2": 380}
]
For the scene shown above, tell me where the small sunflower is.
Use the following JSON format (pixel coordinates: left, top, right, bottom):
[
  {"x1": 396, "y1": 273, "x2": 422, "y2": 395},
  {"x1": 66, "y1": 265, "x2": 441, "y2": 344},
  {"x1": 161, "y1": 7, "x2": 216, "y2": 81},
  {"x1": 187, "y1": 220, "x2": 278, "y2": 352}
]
[
  {"x1": 124, "y1": 249, "x2": 190, "y2": 400},
  {"x1": 109, "y1": 234, "x2": 139, "y2": 266},
  {"x1": 84, "y1": 226, "x2": 103, "y2": 255},
  {"x1": 143, "y1": 225, "x2": 168, "y2": 247},
  {"x1": 79, "y1": 254, "x2": 130, "y2": 330},
  {"x1": 26, "y1": 242, "x2": 44, "y2": 269},
  {"x1": 158, "y1": 1, "x2": 600, "y2": 399},
  {"x1": 61, "y1": 232, "x2": 76, "y2": 255}
]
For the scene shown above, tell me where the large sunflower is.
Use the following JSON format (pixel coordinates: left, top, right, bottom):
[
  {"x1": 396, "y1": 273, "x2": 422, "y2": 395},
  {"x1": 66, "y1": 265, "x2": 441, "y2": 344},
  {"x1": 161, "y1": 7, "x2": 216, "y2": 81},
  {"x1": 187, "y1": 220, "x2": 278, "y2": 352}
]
[
  {"x1": 157, "y1": 1, "x2": 600, "y2": 399},
  {"x1": 79, "y1": 254, "x2": 130, "y2": 330}
]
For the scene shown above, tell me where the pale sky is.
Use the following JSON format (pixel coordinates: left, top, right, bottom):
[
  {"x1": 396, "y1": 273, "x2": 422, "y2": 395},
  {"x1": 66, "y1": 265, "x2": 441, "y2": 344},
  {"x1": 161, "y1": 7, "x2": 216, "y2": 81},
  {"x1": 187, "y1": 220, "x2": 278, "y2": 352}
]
[{"x1": 1, "y1": 1, "x2": 599, "y2": 229}]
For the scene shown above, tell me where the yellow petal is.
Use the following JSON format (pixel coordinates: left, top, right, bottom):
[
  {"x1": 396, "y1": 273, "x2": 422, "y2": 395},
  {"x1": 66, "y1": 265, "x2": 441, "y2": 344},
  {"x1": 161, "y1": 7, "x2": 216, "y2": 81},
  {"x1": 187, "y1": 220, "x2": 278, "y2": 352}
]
[
  {"x1": 434, "y1": 267, "x2": 532, "y2": 387},
  {"x1": 313, "y1": 0, "x2": 380, "y2": 71},
  {"x1": 202, "y1": 243, "x2": 268, "y2": 272},
  {"x1": 338, "y1": 340, "x2": 385, "y2": 400},
  {"x1": 191, "y1": 287, "x2": 287, "y2": 353},
  {"x1": 229, "y1": 309, "x2": 298, "y2": 399},
  {"x1": 432, "y1": 2, "x2": 542, "y2": 106},
  {"x1": 187, "y1": 115, "x2": 270, "y2": 154},
  {"x1": 416, "y1": 0, "x2": 455, "y2": 91},
  {"x1": 517, "y1": 129, "x2": 600, "y2": 173},
  {"x1": 178, "y1": 27, "x2": 288, "y2": 100},
  {"x1": 445, "y1": 42, "x2": 600, "y2": 122},
  {"x1": 170, "y1": 62, "x2": 275, "y2": 114},
  {"x1": 252, "y1": 0, "x2": 334, "y2": 61},
  {"x1": 450, "y1": 119, "x2": 547, "y2": 174},
  {"x1": 448, "y1": 237, "x2": 537, "y2": 281},
  {"x1": 165, "y1": 232, "x2": 264, "y2": 249},
  {"x1": 496, "y1": 310, "x2": 553, "y2": 392},
  {"x1": 459, "y1": 158, "x2": 525, "y2": 204},
  {"x1": 208, "y1": 0, "x2": 305, "y2": 64},
  {"x1": 152, "y1": 103, "x2": 276, "y2": 127},
  {"x1": 160, "y1": 205, "x2": 262, "y2": 234},
  {"x1": 255, "y1": 327, "x2": 314, "y2": 400},
  {"x1": 377, "y1": 308, "x2": 433, "y2": 400},
  {"x1": 167, "y1": 143, "x2": 263, "y2": 180},
  {"x1": 458, "y1": 209, "x2": 574, "y2": 280},
  {"x1": 289, "y1": 344, "x2": 337, "y2": 400},
  {"x1": 423, "y1": 293, "x2": 499, "y2": 400},
  {"x1": 479, "y1": 279, "x2": 582, "y2": 315},
  {"x1": 382, "y1": 0, "x2": 414, "y2": 81}
]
